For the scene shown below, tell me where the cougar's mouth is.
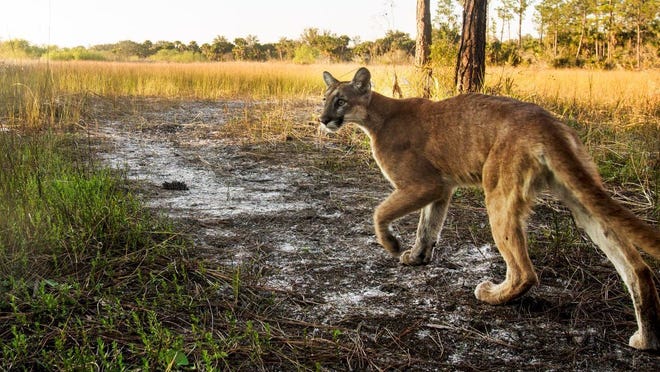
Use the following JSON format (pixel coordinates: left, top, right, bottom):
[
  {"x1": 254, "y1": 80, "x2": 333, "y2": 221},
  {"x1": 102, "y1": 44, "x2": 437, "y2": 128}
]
[{"x1": 320, "y1": 117, "x2": 344, "y2": 133}]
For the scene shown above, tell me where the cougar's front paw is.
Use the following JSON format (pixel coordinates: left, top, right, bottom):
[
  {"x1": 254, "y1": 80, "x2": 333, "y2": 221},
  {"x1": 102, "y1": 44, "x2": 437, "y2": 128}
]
[
  {"x1": 475, "y1": 276, "x2": 537, "y2": 305},
  {"x1": 474, "y1": 280, "x2": 502, "y2": 305},
  {"x1": 380, "y1": 234, "x2": 401, "y2": 258},
  {"x1": 399, "y1": 249, "x2": 431, "y2": 266}
]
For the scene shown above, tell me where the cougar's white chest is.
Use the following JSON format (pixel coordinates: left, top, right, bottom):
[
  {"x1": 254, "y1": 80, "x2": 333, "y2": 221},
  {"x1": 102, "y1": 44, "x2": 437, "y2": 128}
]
[{"x1": 360, "y1": 127, "x2": 395, "y2": 185}]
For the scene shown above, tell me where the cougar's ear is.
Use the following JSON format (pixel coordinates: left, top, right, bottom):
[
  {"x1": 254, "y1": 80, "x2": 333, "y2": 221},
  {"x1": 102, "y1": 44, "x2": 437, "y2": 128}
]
[
  {"x1": 323, "y1": 71, "x2": 339, "y2": 87},
  {"x1": 351, "y1": 67, "x2": 371, "y2": 94}
]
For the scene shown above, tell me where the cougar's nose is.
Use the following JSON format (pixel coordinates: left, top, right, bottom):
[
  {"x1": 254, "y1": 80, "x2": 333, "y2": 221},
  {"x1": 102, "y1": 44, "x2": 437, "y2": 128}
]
[{"x1": 319, "y1": 115, "x2": 331, "y2": 125}]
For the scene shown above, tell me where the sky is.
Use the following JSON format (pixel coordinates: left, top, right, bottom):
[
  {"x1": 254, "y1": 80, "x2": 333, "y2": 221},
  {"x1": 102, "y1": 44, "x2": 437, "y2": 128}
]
[{"x1": 0, "y1": 0, "x2": 536, "y2": 48}]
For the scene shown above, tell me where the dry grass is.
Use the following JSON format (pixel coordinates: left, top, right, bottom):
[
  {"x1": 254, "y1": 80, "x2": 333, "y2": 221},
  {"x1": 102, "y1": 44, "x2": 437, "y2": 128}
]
[
  {"x1": 486, "y1": 67, "x2": 659, "y2": 119},
  {"x1": 3, "y1": 60, "x2": 657, "y2": 120}
]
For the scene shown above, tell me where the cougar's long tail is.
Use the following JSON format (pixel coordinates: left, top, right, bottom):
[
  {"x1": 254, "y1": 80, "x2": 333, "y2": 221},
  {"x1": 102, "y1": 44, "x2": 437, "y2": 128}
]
[{"x1": 542, "y1": 130, "x2": 660, "y2": 259}]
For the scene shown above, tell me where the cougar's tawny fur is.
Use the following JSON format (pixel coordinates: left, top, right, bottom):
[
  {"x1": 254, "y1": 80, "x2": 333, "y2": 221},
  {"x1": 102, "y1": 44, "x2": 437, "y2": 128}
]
[{"x1": 319, "y1": 67, "x2": 660, "y2": 350}]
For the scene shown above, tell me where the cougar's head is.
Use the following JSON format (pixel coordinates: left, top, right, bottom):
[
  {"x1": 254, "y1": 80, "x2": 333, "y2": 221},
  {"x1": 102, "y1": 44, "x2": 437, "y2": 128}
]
[{"x1": 319, "y1": 67, "x2": 372, "y2": 132}]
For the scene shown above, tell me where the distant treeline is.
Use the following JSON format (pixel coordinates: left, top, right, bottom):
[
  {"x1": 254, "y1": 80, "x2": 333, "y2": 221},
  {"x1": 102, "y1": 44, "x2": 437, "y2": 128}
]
[
  {"x1": 0, "y1": 29, "x2": 416, "y2": 65},
  {"x1": 1, "y1": 0, "x2": 658, "y2": 69}
]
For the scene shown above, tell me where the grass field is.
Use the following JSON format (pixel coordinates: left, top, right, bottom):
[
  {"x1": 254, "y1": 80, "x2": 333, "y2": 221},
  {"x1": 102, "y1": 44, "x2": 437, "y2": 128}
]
[
  {"x1": 2, "y1": 61, "x2": 657, "y2": 132},
  {"x1": 1, "y1": 60, "x2": 658, "y2": 369},
  {"x1": 3, "y1": 60, "x2": 658, "y2": 101}
]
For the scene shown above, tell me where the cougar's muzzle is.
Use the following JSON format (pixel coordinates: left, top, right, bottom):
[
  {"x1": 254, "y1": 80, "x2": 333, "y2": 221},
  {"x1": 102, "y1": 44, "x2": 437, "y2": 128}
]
[
  {"x1": 319, "y1": 113, "x2": 344, "y2": 132},
  {"x1": 319, "y1": 92, "x2": 346, "y2": 132}
]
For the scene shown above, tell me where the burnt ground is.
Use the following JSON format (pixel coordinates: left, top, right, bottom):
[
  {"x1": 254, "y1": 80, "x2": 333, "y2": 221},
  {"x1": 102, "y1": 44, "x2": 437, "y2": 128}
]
[{"x1": 95, "y1": 98, "x2": 659, "y2": 371}]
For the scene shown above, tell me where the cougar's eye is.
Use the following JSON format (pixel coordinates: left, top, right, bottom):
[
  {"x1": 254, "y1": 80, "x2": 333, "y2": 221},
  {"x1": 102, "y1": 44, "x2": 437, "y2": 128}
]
[{"x1": 336, "y1": 98, "x2": 346, "y2": 107}]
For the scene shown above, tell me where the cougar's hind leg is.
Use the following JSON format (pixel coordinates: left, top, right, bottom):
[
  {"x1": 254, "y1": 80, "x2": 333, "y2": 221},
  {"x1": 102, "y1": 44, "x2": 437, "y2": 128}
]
[
  {"x1": 476, "y1": 147, "x2": 542, "y2": 305},
  {"x1": 374, "y1": 188, "x2": 440, "y2": 258},
  {"x1": 557, "y1": 185, "x2": 660, "y2": 350},
  {"x1": 475, "y1": 187, "x2": 539, "y2": 304},
  {"x1": 400, "y1": 187, "x2": 453, "y2": 266}
]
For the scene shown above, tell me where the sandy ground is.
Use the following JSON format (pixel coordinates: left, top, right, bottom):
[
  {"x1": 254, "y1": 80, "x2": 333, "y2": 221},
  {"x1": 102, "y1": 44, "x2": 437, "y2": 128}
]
[{"x1": 96, "y1": 98, "x2": 659, "y2": 370}]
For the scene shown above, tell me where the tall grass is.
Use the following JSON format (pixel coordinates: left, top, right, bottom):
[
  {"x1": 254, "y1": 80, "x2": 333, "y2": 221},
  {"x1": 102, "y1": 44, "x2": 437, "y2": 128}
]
[
  {"x1": 0, "y1": 133, "x2": 195, "y2": 369},
  {"x1": 0, "y1": 62, "x2": 86, "y2": 129},
  {"x1": 1, "y1": 61, "x2": 325, "y2": 102},
  {"x1": 486, "y1": 67, "x2": 659, "y2": 117},
  {"x1": 2, "y1": 61, "x2": 657, "y2": 108},
  {"x1": 0, "y1": 134, "x2": 179, "y2": 277}
]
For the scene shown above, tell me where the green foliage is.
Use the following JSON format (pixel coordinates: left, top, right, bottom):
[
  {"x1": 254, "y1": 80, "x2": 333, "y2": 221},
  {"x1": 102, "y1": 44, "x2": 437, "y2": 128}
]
[
  {"x1": 233, "y1": 35, "x2": 269, "y2": 61},
  {"x1": 375, "y1": 30, "x2": 416, "y2": 57},
  {"x1": 293, "y1": 44, "x2": 320, "y2": 64},
  {"x1": 200, "y1": 35, "x2": 235, "y2": 61},
  {"x1": 487, "y1": 41, "x2": 522, "y2": 66},
  {"x1": 300, "y1": 28, "x2": 351, "y2": 62},
  {"x1": 551, "y1": 56, "x2": 585, "y2": 68},
  {"x1": 353, "y1": 41, "x2": 375, "y2": 63},
  {"x1": 148, "y1": 49, "x2": 205, "y2": 63},
  {"x1": 0, "y1": 135, "x2": 150, "y2": 277},
  {"x1": 0, "y1": 132, "x2": 186, "y2": 369},
  {"x1": 49, "y1": 47, "x2": 107, "y2": 61},
  {"x1": 533, "y1": 0, "x2": 660, "y2": 68},
  {"x1": 0, "y1": 39, "x2": 46, "y2": 59},
  {"x1": 430, "y1": 28, "x2": 460, "y2": 67}
]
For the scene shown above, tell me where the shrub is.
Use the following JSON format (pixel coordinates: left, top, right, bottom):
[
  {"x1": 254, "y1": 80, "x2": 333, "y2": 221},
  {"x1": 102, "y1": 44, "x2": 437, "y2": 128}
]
[
  {"x1": 148, "y1": 49, "x2": 206, "y2": 63},
  {"x1": 292, "y1": 45, "x2": 319, "y2": 64}
]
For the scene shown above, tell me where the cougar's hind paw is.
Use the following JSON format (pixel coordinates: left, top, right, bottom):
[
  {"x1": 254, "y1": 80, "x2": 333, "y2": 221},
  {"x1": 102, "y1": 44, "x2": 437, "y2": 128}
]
[{"x1": 629, "y1": 330, "x2": 659, "y2": 350}]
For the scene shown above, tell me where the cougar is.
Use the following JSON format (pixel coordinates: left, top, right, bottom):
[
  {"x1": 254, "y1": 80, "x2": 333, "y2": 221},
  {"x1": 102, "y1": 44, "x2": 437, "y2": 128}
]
[{"x1": 319, "y1": 67, "x2": 659, "y2": 350}]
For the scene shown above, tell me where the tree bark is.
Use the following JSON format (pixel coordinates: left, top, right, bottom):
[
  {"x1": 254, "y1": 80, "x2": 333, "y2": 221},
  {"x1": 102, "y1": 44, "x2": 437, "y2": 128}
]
[
  {"x1": 607, "y1": 0, "x2": 614, "y2": 61},
  {"x1": 454, "y1": 0, "x2": 488, "y2": 93},
  {"x1": 576, "y1": 9, "x2": 587, "y2": 60},
  {"x1": 415, "y1": 0, "x2": 432, "y2": 98}
]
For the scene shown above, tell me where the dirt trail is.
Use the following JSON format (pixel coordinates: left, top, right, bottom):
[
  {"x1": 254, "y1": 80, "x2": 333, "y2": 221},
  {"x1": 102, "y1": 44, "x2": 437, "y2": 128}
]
[{"x1": 97, "y1": 99, "x2": 659, "y2": 370}]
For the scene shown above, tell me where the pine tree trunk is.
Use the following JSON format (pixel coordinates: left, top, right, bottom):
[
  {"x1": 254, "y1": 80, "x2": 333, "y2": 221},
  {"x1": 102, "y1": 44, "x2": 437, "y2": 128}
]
[
  {"x1": 607, "y1": 1, "x2": 614, "y2": 61},
  {"x1": 415, "y1": 0, "x2": 432, "y2": 98},
  {"x1": 576, "y1": 29, "x2": 584, "y2": 59},
  {"x1": 576, "y1": 12, "x2": 586, "y2": 59},
  {"x1": 454, "y1": 0, "x2": 487, "y2": 93}
]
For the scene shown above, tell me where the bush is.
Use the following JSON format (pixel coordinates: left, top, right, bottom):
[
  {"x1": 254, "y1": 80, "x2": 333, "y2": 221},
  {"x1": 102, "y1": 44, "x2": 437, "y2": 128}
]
[
  {"x1": 430, "y1": 38, "x2": 459, "y2": 67},
  {"x1": 49, "y1": 47, "x2": 106, "y2": 61},
  {"x1": 488, "y1": 41, "x2": 522, "y2": 66},
  {"x1": 552, "y1": 56, "x2": 585, "y2": 68},
  {"x1": 148, "y1": 49, "x2": 206, "y2": 63},
  {"x1": 0, "y1": 39, "x2": 46, "y2": 59},
  {"x1": 292, "y1": 45, "x2": 319, "y2": 64}
]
